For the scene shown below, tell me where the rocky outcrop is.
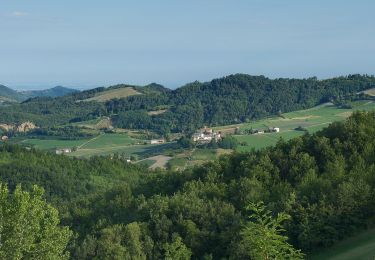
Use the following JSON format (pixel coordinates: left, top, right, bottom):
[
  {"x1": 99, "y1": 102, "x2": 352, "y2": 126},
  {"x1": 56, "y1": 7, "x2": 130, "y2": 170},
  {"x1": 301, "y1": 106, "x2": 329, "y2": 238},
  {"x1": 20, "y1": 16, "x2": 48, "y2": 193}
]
[
  {"x1": 16, "y1": 121, "x2": 37, "y2": 132},
  {"x1": 0, "y1": 121, "x2": 38, "y2": 132},
  {"x1": 0, "y1": 124, "x2": 15, "y2": 132}
]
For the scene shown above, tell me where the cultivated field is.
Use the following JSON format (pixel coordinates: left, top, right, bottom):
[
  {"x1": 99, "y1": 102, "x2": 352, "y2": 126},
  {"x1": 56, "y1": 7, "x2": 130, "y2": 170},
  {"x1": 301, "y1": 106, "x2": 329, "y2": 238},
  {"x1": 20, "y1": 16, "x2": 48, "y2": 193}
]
[
  {"x1": 20, "y1": 138, "x2": 89, "y2": 150},
  {"x1": 229, "y1": 101, "x2": 375, "y2": 152},
  {"x1": 82, "y1": 87, "x2": 142, "y2": 102},
  {"x1": 167, "y1": 148, "x2": 227, "y2": 170},
  {"x1": 71, "y1": 117, "x2": 113, "y2": 130}
]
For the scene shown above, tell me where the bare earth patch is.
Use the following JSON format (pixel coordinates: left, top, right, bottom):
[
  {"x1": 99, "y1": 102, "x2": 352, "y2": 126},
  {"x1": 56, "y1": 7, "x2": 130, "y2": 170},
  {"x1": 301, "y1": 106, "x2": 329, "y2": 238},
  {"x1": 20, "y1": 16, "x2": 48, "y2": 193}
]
[
  {"x1": 147, "y1": 155, "x2": 173, "y2": 169},
  {"x1": 147, "y1": 109, "x2": 168, "y2": 115}
]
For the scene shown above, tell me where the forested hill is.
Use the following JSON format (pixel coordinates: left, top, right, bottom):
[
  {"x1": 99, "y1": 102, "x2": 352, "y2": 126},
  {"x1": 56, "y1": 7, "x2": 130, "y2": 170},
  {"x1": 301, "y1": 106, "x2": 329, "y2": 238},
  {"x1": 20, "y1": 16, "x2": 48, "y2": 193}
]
[
  {"x1": 0, "y1": 85, "x2": 78, "y2": 103},
  {"x1": 0, "y1": 84, "x2": 24, "y2": 102},
  {"x1": 21, "y1": 86, "x2": 79, "y2": 99},
  {"x1": 1, "y1": 74, "x2": 375, "y2": 134},
  {"x1": 0, "y1": 111, "x2": 374, "y2": 258}
]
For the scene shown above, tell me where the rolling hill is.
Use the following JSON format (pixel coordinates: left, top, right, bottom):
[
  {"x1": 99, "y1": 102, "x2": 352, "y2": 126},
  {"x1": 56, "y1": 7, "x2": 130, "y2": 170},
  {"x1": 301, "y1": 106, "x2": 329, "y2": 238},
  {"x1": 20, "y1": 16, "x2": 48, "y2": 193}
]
[
  {"x1": 0, "y1": 85, "x2": 23, "y2": 102},
  {"x1": 0, "y1": 84, "x2": 79, "y2": 103},
  {"x1": 1, "y1": 74, "x2": 375, "y2": 134},
  {"x1": 21, "y1": 86, "x2": 79, "y2": 99}
]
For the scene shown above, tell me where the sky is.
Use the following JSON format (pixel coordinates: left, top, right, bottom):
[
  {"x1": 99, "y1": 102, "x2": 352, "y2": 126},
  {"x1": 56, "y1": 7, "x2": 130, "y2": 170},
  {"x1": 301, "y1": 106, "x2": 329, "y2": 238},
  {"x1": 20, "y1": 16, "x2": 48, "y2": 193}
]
[{"x1": 1, "y1": 0, "x2": 374, "y2": 90}]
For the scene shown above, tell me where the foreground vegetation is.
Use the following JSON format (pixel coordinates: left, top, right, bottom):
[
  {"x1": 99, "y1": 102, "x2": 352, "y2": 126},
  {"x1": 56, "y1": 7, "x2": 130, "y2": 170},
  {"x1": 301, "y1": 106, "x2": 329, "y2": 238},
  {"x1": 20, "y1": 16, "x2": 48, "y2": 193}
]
[{"x1": 0, "y1": 111, "x2": 375, "y2": 259}]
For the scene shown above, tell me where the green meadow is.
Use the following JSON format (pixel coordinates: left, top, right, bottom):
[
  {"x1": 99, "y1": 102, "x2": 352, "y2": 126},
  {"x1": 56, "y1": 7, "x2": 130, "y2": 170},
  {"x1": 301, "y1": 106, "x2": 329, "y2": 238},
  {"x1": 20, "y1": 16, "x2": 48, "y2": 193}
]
[{"x1": 233, "y1": 101, "x2": 375, "y2": 151}]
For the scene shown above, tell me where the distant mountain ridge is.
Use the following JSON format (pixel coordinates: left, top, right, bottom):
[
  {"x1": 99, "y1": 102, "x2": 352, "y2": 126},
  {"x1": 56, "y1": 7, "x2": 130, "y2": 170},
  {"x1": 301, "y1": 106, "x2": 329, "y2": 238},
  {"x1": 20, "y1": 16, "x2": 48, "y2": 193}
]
[
  {"x1": 0, "y1": 85, "x2": 24, "y2": 102},
  {"x1": 21, "y1": 86, "x2": 79, "y2": 99},
  {"x1": 0, "y1": 85, "x2": 79, "y2": 102}
]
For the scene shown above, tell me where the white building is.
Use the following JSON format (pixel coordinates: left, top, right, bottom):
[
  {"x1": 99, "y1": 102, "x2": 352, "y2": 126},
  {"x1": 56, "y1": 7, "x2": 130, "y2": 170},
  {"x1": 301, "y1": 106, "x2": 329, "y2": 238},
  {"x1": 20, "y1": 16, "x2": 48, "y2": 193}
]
[
  {"x1": 56, "y1": 148, "x2": 72, "y2": 155},
  {"x1": 192, "y1": 128, "x2": 221, "y2": 142},
  {"x1": 150, "y1": 139, "x2": 165, "y2": 144}
]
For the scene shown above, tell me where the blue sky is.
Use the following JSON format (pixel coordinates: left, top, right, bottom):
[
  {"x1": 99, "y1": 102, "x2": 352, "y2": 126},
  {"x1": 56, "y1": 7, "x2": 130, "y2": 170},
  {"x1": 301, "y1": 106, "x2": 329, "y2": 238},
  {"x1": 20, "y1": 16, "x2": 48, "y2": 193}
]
[{"x1": 1, "y1": 0, "x2": 374, "y2": 89}]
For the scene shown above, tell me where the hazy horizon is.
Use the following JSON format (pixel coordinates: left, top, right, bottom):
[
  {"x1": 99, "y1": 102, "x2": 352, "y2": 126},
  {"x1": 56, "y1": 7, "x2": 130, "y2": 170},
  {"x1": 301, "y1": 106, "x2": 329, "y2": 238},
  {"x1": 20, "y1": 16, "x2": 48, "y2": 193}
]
[
  {"x1": 5, "y1": 72, "x2": 375, "y2": 91},
  {"x1": 1, "y1": 0, "x2": 375, "y2": 90}
]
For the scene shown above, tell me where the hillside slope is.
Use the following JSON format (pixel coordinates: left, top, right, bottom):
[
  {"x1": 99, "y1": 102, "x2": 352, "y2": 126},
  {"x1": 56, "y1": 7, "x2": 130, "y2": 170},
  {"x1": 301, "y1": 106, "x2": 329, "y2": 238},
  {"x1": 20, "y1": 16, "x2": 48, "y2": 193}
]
[
  {"x1": 0, "y1": 85, "x2": 23, "y2": 102},
  {"x1": 82, "y1": 86, "x2": 141, "y2": 102},
  {"x1": 21, "y1": 86, "x2": 79, "y2": 99},
  {"x1": 1, "y1": 74, "x2": 375, "y2": 133}
]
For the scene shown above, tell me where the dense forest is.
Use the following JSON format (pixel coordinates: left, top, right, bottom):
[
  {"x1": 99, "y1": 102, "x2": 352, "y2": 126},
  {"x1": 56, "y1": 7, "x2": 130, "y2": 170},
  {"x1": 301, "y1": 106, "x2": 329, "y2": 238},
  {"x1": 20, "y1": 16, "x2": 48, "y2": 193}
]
[
  {"x1": 1, "y1": 74, "x2": 375, "y2": 136},
  {"x1": 1, "y1": 111, "x2": 374, "y2": 259}
]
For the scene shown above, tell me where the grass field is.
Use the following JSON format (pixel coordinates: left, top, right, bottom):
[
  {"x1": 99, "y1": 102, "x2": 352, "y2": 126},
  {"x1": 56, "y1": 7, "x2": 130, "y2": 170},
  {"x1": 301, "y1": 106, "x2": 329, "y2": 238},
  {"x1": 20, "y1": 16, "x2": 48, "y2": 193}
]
[
  {"x1": 20, "y1": 138, "x2": 90, "y2": 150},
  {"x1": 309, "y1": 228, "x2": 375, "y2": 260},
  {"x1": 82, "y1": 87, "x2": 141, "y2": 102},
  {"x1": 71, "y1": 117, "x2": 113, "y2": 130},
  {"x1": 232, "y1": 101, "x2": 375, "y2": 151}
]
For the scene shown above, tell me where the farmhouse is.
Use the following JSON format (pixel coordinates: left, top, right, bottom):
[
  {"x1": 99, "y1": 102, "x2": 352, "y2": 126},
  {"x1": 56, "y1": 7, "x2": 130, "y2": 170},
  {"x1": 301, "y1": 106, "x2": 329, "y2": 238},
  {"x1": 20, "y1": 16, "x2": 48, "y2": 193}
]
[
  {"x1": 56, "y1": 148, "x2": 72, "y2": 155},
  {"x1": 1, "y1": 136, "x2": 8, "y2": 141},
  {"x1": 150, "y1": 139, "x2": 165, "y2": 144},
  {"x1": 192, "y1": 127, "x2": 221, "y2": 142}
]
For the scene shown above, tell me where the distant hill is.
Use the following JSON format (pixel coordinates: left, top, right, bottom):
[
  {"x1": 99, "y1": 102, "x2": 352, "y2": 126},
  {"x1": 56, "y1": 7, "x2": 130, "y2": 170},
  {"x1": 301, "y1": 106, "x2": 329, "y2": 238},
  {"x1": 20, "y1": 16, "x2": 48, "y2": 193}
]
[
  {"x1": 21, "y1": 86, "x2": 79, "y2": 99},
  {"x1": 0, "y1": 85, "x2": 79, "y2": 103},
  {"x1": 1, "y1": 74, "x2": 375, "y2": 134},
  {"x1": 0, "y1": 85, "x2": 23, "y2": 102}
]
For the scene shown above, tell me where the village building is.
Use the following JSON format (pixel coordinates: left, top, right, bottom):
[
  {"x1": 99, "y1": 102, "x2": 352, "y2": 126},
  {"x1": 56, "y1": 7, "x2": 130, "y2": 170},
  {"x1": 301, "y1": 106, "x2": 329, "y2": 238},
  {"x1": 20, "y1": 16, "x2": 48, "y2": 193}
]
[
  {"x1": 1, "y1": 136, "x2": 8, "y2": 141},
  {"x1": 192, "y1": 127, "x2": 222, "y2": 142}
]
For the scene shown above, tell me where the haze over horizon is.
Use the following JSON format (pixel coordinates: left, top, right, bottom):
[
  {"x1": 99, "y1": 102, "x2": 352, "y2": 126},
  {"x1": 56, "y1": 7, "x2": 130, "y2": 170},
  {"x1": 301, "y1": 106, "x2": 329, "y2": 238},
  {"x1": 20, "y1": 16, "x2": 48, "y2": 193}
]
[{"x1": 1, "y1": 0, "x2": 375, "y2": 90}]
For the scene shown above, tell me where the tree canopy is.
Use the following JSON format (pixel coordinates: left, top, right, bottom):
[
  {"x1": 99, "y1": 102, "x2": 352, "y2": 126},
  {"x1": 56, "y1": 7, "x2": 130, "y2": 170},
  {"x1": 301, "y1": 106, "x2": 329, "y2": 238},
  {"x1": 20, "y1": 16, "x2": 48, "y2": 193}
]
[{"x1": 0, "y1": 184, "x2": 72, "y2": 259}]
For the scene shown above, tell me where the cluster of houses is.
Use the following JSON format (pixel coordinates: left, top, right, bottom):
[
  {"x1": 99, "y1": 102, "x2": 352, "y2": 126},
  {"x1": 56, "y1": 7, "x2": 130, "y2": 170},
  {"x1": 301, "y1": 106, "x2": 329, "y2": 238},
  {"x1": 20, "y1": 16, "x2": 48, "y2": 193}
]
[{"x1": 192, "y1": 127, "x2": 222, "y2": 143}]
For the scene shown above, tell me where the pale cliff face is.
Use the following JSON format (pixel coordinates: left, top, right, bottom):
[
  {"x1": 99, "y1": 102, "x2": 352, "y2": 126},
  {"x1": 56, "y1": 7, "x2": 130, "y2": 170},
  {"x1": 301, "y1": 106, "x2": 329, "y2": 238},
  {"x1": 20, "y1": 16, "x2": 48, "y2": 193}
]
[{"x1": 0, "y1": 121, "x2": 38, "y2": 133}]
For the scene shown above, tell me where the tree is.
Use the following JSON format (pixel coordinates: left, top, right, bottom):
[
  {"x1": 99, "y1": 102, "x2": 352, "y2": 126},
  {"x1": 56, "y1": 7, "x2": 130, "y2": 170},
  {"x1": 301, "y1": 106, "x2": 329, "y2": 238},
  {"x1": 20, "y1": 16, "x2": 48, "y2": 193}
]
[
  {"x1": 0, "y1": 183, "x2": 72, "y2": 259},
  {"x1": 94, "y1": 223, "x2": 153, "y2": 260},
  {"x1": 240, "y1": 202, "x2": 304, "y2": 260},
  {"x1": 163, "y1": 235, "x2": 192, "y2": 260},
  {"x1": 177, "y1": 136, "x2": 195, "y2": 149},
  {"x1": 218, "y1": 136, "x2": 238, "y2": 149}
]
